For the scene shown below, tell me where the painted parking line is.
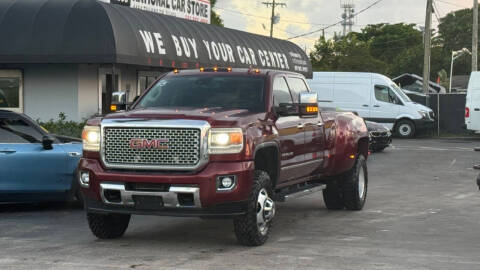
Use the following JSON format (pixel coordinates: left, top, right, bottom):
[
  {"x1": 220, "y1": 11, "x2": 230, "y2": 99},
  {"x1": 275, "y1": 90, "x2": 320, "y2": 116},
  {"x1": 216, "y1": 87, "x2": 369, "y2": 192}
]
[{"x1": 391, "y1": 145, "x2": 474, "y2": 152}]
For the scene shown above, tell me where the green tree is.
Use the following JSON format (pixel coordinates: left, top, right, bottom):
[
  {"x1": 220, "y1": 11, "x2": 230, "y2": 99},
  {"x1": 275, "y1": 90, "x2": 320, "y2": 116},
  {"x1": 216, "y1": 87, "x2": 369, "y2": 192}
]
[
  {"x1": 210, "y1": 0, "x2": 224, "y2": 26},
  {"x1": 438, "y1": 7, "x2": 477, "y2": 76}
]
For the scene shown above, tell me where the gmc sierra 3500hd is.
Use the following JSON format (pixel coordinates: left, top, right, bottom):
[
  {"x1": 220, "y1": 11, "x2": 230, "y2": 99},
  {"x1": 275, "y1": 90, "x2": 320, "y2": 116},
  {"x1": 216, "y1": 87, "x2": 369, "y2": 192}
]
[{"x1": 78, "y1": 68, "x2": 369, "y2": 246}]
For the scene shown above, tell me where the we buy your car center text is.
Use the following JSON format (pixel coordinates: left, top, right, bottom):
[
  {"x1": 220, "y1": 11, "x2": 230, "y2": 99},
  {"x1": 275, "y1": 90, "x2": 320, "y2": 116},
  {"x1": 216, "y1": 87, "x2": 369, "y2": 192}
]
[{"x1": 138, "y1": 30, "x2": 309, "y2": 73}]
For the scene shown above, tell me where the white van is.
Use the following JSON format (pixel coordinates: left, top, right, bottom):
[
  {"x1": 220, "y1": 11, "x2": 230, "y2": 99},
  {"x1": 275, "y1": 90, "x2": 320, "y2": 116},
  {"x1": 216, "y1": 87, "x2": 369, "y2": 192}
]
[
  {"x1": 307, "y1": 72, "x2": 435, "y2": 138},
  {"x1": 465, "y1": 71, "x2": 480, "y2": 132}
]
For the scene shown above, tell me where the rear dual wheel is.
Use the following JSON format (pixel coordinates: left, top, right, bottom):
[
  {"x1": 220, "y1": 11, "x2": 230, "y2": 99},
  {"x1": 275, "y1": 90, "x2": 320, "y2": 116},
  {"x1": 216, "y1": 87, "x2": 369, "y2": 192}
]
[{"x1": 323, "y1": 154, "x2": 368, "y2": 211}]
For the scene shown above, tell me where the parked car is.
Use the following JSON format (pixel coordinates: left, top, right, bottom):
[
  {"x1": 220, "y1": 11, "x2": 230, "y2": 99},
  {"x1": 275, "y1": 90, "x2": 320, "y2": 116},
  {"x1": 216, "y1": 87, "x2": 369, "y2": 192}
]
[
  {"x1": 78, "y1": 68, "x2": 369, "y2": 246},
  {"x1": 0, "y1": 110, "x2": 83, "y2": 203},
  {"x1": 465, "y1": 71, "x2": 480, "y2": 132},
  {"x1": 366, "y1": 121, "x2": 392, "y2": 152},
  {"x1": 307, "y1": 72, "x2": 435, "y2": 138}
]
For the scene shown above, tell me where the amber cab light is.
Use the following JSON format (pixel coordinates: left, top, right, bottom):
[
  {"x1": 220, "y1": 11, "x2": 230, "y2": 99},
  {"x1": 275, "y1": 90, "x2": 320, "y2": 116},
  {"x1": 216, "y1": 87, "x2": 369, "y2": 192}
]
[
  {"x1": 466, "y1": 107, "x2": 470, "y2": 118},
  {"x1": 110, "y1": 104, "x2": 117, "y2": 112}
]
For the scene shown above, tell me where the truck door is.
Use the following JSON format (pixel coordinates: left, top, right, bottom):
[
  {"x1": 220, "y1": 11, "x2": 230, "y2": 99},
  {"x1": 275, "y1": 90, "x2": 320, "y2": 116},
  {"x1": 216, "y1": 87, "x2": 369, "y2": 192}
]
[
  {"x1": 272, "y1": 76, "x2": 307, "y2": 183},
  {"x1": 286, "y1": 77, "x2": 325, "y2": 176}
]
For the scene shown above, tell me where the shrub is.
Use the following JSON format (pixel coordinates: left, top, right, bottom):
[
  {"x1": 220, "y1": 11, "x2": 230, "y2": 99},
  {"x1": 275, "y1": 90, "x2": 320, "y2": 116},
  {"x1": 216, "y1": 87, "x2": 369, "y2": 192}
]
[{"x1": 37, "y1": 112, "x2": 86, "y2": 138}]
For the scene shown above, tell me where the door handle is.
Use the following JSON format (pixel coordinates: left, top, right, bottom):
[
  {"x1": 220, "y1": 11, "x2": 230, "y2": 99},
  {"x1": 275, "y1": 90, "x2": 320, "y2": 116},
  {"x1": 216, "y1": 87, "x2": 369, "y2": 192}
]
[
  {"x1": 297, "y1": 123, "x2": 305, "y2": 129},
  {"x1": 0, "y1": 149, "x2": 16, "y2": 154},
  {"x1": 68, "y1": 152, "x2": 82, "y2": 157},
  {"x1": 475, "y1": 108, "x2": 480, "y2": 111},
  {"x1": 373, "y1": 105, "x2": 380, "y2": 107},
  {"x1": 362, "y1": 104, "x2": 369, "y2": 107}
]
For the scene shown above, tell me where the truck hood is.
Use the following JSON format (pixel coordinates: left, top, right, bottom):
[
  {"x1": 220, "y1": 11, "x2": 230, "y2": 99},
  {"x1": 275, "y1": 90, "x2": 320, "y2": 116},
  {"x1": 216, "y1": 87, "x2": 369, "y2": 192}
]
[
  {"x1": 405, "y1": 101, "x2": 433, "y2": 113},
  {"x1": 102, "y1": 107, "x2": 266, "y2": 128}
]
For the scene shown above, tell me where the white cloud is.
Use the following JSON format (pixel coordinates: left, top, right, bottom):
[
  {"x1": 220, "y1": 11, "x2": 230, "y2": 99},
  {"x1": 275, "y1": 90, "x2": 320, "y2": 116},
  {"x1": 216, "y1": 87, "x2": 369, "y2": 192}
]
[{"x1": 215, "y1": 0, "x2": 473, "y2": 52}]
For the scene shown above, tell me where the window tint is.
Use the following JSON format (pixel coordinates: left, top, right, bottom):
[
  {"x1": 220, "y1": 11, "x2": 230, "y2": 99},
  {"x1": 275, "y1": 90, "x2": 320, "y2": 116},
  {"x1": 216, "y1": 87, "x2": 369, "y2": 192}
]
[
  {"x1": 273, "y1": 77, "x2": 293, "y2": 106},
  {"x1": 374, "y1": 85, "x2": 400, "y2": 104},
  {"x1": 137, "y1": 75, "x2": 266, "y2": 112},
  {"x1": 0, "y1": 78, "x2": 20, "y2": 108},
  {"x1": 0, "y1": 118, "x2": 43, "y2": 143},
  {"x1": 286, "y1": 77, "x2": 309, "y2": 102}
]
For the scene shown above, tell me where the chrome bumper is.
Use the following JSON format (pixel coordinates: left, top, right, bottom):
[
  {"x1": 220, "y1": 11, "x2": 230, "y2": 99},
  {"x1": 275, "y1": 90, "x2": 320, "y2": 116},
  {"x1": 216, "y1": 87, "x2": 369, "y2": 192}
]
[{"x1": 99, "y1": 182, "x2": 201, "y2": 208}]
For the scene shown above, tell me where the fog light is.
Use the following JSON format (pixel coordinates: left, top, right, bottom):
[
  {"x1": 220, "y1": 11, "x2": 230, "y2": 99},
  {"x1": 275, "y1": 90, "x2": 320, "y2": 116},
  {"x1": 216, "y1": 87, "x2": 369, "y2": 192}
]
[
  {"x1": 222, "y1": 177, "x2": 233, "y2": 188},
  {"x1": 79, "y1": 171, "x2": 90, "y2": 188},
  {"x1": 217, "y1": 175, "x2": 236, "y2": 191}
]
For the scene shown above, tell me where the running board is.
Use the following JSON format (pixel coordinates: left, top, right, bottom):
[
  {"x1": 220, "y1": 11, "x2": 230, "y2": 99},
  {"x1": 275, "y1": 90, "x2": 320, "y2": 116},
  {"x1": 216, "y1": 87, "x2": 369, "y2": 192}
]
[{"x1": 275, "y1": 184, "x2": 326, "y2": 202}]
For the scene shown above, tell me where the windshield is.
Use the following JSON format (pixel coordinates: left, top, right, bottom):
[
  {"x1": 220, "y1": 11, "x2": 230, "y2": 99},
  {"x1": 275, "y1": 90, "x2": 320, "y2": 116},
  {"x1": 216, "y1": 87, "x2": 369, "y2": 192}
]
[
  {"x1": 136, "y1": 75, "x2": 266, "y2": 112},
  {"x1": 391, "y1": 83, "x2": 412, "y2": 102}
]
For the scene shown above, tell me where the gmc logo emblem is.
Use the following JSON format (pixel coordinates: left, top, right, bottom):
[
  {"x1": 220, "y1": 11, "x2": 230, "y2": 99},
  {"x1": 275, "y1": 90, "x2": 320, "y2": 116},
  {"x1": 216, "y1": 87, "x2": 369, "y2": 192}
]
[{"x1": 130, "y1": 138, "x2": 169, "y2": 150}]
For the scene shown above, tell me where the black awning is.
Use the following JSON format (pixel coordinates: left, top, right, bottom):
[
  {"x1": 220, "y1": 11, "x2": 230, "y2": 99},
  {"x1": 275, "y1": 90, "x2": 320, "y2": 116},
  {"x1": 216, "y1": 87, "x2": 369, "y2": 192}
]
[{"x1": 0, "y1": 0, "x2": 312, "y2": 78}]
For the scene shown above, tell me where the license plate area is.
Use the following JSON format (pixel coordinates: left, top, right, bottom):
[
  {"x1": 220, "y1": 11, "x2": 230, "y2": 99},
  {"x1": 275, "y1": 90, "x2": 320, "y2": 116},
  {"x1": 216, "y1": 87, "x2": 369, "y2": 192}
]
[{"x1": 132, "y1": 195, "x2": 164, "y2": 210}]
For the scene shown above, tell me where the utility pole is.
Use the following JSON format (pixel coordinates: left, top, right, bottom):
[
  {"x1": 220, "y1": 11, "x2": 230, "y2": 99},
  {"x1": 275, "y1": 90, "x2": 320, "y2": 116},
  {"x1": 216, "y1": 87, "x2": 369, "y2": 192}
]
[
  {"x1": 262, "y1": 0, "x2": 286, "y2": 38},
  {"x1": 423, "y1": 0, "x2": 433, "y2": 98},
  {"x1": 473, "y1": 0, "x2": 478, "y2": 71}
]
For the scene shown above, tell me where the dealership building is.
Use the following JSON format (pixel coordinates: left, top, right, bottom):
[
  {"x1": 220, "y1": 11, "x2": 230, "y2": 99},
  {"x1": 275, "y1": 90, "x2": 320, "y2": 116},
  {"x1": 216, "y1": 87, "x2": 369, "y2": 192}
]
[{"x1": 0, "y1": 0, "x2": 312, "y2": 121}]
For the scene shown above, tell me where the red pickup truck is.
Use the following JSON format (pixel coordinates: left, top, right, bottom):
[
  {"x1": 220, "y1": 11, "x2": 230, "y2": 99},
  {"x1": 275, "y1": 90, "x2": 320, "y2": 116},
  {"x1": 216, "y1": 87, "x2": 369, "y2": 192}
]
[{"x1": 78, "y1": 68, "x2": 369, "y2": 246}]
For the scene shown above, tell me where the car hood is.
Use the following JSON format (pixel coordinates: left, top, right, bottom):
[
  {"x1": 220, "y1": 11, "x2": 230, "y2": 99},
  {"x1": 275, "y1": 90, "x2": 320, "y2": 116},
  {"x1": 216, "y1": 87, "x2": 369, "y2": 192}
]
[
  {"x1": 102, "y1": 107, "x2": 266, "y2": 128},
  {"x1": 365, "y1": 121, "x2": 390, "y2": 132}
]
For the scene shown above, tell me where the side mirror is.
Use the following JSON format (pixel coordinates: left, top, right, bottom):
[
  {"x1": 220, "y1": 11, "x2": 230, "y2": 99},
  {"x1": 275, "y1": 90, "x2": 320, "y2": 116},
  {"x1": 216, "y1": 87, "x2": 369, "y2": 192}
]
[
  {"x1": 42, "y1": 135, "x2": 55, "y2": 150},
  {"x1": 299, "y1": 92, "x2": 319, "y2": 117}
]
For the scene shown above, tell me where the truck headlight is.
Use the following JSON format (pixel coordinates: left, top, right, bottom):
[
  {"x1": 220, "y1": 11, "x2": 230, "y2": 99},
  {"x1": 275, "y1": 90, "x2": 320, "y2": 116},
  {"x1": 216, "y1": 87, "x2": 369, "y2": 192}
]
[
  {"x1": 82, "y1": 126, "x2": 101, "y2": 152},
  {"x1": 418, "y1": 110, "x2": 429, "y2": 119},
  {"x1": 208, "y1": 128, "x2": 243, "y2": 154}
]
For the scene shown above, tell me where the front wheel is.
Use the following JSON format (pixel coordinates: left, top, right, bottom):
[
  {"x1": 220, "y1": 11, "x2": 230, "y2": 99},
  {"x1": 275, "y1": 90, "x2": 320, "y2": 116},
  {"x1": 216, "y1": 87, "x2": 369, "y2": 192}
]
[
  {"x1": 395, "y1": 119, "x2": 415, "y2": 138},
  {"x1": 87, "y1": 213, "x2": 131, "y2": 239},
  {"x1": 233, "y1": 170, "x2": 275, "y2": 246}
]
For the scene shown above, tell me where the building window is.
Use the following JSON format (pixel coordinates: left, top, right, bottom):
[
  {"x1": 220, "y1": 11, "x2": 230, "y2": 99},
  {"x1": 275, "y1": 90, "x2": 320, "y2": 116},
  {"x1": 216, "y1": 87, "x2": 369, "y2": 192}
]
[
  {"x1": 138, "y1": 71, "x2": 164, "y2": 94},
  {"x1": 0, "y1": 70, "x2": 23, "y2": 113}
]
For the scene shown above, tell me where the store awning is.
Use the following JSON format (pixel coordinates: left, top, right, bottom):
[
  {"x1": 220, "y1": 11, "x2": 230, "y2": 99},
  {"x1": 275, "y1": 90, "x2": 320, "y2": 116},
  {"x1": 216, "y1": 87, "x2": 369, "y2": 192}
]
[{"x1": 0, "y1": 0, "x2": 312, "y2": 78}]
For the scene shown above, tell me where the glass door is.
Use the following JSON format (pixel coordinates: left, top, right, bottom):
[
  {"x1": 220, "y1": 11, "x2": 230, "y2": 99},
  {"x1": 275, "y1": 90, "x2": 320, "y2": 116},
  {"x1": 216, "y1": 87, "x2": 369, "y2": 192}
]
[
  {"x1": 0, "y1": 70, "x2": 23, "y2": 113},
  {"x1": 137, "y1": 71, "x2": 164, "y2": 95}
]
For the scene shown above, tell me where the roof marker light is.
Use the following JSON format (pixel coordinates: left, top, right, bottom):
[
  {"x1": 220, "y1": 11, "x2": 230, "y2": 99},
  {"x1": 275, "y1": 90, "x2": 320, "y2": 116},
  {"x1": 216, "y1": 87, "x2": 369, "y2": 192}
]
[
  {"x1": 227, "y1": 67, "x2": 232, "y2": 72},
  {"x1": 213, "y1": 67, "x2": 218, "y2": 72},
  {"x1": 200, "y1": 67, "x2": 205, "y2": 72},
  {"x1": 173, "y1": 69, "x2": 179, "y2": 74}
]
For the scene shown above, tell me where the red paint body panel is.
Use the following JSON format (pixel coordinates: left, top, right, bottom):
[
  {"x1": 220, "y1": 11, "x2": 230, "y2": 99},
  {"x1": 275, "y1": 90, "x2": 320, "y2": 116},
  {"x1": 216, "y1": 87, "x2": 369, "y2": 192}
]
[{"x1": 79, "y1": 69, "x2": 368, "y2": 214}]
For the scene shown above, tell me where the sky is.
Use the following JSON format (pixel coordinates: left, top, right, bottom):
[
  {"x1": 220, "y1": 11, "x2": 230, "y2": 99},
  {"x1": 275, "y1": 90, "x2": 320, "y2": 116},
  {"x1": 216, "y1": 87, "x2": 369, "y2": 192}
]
[{"x1": 215, "y1": 0, "x2": 473, "y2": 52}]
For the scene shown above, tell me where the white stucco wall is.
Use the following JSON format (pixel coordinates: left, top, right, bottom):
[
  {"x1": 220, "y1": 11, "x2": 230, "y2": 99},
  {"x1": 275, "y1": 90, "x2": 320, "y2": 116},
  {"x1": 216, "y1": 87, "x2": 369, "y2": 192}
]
[
  {"x1": 78, "y1": 64, "x2": 99, "y2": 120},
  {"x1": 23, "y1": 64, "x2": 79, "y2": 122}
]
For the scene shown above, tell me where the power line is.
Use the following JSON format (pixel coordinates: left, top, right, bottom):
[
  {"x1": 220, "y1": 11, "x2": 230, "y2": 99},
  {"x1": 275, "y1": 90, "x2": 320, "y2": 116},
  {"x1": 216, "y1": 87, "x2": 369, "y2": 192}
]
[{"x1": 287, "y1": 0, "x2": 385, "y2": 40}]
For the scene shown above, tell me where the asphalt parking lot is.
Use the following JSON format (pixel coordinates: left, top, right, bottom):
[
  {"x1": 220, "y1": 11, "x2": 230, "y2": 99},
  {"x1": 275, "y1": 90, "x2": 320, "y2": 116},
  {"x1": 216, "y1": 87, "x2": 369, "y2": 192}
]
[{"x1": 1, "y1": 138, "x2": 480, "y2": 270}]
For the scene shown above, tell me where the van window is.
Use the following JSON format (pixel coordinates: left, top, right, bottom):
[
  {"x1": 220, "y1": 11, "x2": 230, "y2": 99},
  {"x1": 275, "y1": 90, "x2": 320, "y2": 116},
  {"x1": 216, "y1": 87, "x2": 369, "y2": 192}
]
[
  {"x1": 375, "y1": 85, "x2": 401, "y2": 105},
  {"x1": 273, "y1": 77, "x2": 293, "y2": 106},
  {"x1": 286, "y1": 77, "x2": 309, "y2": 102}
]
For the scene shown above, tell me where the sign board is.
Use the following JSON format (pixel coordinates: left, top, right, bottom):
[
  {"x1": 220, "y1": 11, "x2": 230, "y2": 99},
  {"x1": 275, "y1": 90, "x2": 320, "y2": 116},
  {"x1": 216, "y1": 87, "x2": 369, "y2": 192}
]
[{"x1": 99, "y1": 0, "x2": 211, "y2": 24}]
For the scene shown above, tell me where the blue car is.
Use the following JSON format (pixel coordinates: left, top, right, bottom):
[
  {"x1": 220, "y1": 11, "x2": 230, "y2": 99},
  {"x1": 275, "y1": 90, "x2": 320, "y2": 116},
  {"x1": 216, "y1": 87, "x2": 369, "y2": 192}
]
[{"x1": 0, "y1": 110, "x2": 82, "y2": 203}]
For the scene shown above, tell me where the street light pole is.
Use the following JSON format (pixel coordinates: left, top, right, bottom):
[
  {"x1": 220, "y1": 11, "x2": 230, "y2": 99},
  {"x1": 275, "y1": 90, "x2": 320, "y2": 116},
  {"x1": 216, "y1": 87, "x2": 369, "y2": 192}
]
[{"x1": 449, "y1": 48, "x2": 472, "y2": 93}]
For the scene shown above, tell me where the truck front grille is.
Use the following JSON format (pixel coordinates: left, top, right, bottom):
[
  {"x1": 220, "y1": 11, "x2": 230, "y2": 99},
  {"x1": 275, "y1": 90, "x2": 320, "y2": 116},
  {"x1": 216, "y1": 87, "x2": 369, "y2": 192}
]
[{"x1": 103, "y1": 127, "x2": 201, "y2": 168}]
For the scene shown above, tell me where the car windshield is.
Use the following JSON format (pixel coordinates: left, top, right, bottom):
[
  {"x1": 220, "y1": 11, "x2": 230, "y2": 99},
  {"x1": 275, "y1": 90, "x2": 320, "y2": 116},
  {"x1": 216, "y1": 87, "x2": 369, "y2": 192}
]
[
  {"x1": 136, "y1": 75, "x2": 266, "y2": 112},
  {"x1": 391, "y1": 83, "x2": 412, "y2": 102}
]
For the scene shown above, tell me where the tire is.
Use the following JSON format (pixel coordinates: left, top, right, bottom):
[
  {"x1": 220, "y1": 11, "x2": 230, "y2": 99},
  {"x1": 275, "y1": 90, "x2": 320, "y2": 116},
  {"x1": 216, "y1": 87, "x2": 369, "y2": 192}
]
[
  {"x1": 322, "y1": 181, "x2": 344, "y2": 210},
  {"x1": 341, "y1": 154, "x2": 368, "y2": 211},
  {"x1": 233, "y1": 170, "x2": 275, "y2": 246},
  {"x1": 395, "y1": 119, "x2": 415, "y2": 138},
  {"x1": 87, "y1": 212, "x2": 131, "y2": 239}
]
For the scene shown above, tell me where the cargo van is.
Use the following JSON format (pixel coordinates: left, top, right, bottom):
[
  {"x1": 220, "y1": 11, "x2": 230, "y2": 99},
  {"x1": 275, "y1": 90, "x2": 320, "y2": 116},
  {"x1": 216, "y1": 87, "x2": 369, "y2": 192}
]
[
  {"x1": 307, "y1": 72, "x2": 435, "y2": 137},
  {"x1": 465, "y1": 71, "x2": 480, "y2": 132}
]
